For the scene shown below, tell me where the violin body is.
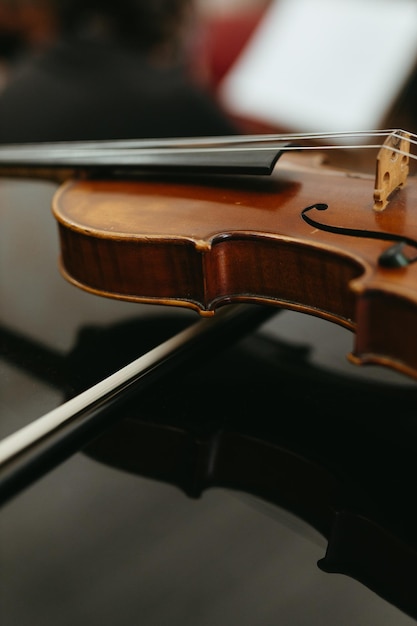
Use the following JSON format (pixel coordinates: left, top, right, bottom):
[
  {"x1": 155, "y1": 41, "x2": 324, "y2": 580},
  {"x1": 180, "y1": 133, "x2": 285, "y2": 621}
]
[{"x1": 52, "y1": 155, "x2": 417, "y2": 380}]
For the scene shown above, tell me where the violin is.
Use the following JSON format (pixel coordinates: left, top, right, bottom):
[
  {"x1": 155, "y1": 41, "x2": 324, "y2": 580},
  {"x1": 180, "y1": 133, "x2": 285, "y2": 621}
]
[{"x1": 1, "y1": 128, "x2": 416, "y2": 380}]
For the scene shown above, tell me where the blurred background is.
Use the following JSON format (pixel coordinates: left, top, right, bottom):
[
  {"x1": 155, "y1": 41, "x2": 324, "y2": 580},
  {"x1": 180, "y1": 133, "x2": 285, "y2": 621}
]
[{"x1": 0, "y1": 0, "x2": 415, "y2": 136}]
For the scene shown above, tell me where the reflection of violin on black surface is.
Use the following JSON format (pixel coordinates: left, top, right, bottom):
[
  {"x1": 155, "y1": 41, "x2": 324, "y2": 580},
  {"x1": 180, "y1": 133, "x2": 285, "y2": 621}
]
[
  {"x1": 2, "y1": 309, "x2": 417, "y2": 620},
  {"x1": 82, "y1": 321, "x2": 417, "y2": 621}
]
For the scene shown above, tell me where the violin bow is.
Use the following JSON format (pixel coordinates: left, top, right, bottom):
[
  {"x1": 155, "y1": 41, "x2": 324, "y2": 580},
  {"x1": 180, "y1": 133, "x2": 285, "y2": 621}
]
[{"x1": 0, "y1": 303, "x2": 276, "y2": 506}]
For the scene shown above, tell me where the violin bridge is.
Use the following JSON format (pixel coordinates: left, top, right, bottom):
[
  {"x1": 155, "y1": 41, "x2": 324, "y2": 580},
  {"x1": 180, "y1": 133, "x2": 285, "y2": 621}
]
[{"x1": 373, "y1": 130, "x2": 410, "y2": 211}]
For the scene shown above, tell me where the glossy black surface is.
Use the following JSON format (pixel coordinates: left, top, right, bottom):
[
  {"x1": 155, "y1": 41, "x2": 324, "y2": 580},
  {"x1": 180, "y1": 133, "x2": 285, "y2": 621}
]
[{"x1": 1, "y1": 177, "x2": 417, "y2": 625}]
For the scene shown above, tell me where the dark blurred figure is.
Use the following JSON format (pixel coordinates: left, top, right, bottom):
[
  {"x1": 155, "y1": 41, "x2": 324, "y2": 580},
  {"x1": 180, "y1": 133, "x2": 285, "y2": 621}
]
[
  {"x1": 0, "y1": 0, "x2": 55, "y2": 60},
  {"x1": 0, "y1": 0, "x2": 238, "y2": 142}
]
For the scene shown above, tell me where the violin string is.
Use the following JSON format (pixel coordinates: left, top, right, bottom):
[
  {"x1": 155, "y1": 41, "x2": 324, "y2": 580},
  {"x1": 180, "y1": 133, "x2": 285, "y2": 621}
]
[
  {"x1": 0, "y1": 143, "x2": 414, "y2": 161},
  {"x1": 0, "y1": 129, "x2": 395, "y2": 149},
  {"x1": 0, "y1": 128, "x2": 401, "y2": 153},
  {"x1": 0, "y1": 129, "x2": 416, "y2": 165},
  {"x1": 0, "y1": 128, "x2": 399, "y2": 151}
]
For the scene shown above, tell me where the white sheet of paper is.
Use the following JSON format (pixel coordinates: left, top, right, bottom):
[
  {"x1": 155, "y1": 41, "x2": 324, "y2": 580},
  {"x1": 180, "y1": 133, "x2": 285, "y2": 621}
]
[{"x1": 219, "y1": 0, "x2": 417, "y2": 140}]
